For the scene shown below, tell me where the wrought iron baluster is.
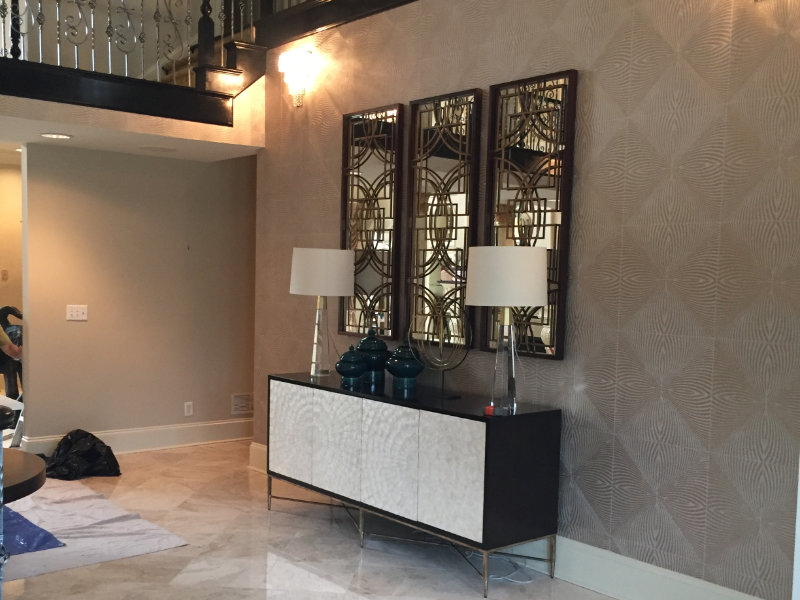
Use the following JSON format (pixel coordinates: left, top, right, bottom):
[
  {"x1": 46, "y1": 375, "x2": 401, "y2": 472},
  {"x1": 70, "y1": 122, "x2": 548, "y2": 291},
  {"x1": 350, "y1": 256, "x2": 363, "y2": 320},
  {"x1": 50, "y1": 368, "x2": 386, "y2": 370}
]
[
  {"x1": 10, "y1": 0, "x2": 20, "y2": 59},
  {"x1": 36, "y1": 0, "x2": 43, "y2": 62},
  {"x1": 0, "y1": 0, "x2": 224, "y2": 88},
  {"x1": 0, "y1": 0, "x2": 7, "y2": 58},
  {"x1": 237, "y1": 0, "x2": 243, "y2": 42},
  {"x1": 217, "y1": 0, "x2": 225, "y2": 65},
  {"x1": 138, "y1": 0, "x2": 143, "y2": 78},
  {"x1": 115, "y1": 0, "x2": 138, "y2": 78},
  {"x1": 68, "y1": 0, "x2": 78, "y2": 68},
  {"x1": 228, "y1": 0, "x2": 233, "y2": 41},
  {"x1": 153, "y1": 0, "x2": 160, "y2": 81},
  {"x1": 55, "y1": 0, "x2": 62, "y2": 66},
  {"x1": 21, "y1": 0, "x2": 33, "y2": 61},
  {"x1": 105, "y1": 0, "x2": 112, "y2": 73},
  {"x1": 169, "y1": 7, "x2": 176, "y2": 84},
  {"x1": 184, "y1": 0, "x2": 191, "y2": 86},
  {"x1": 89, "y1": 0, "x2": 96, "y2": 71}
]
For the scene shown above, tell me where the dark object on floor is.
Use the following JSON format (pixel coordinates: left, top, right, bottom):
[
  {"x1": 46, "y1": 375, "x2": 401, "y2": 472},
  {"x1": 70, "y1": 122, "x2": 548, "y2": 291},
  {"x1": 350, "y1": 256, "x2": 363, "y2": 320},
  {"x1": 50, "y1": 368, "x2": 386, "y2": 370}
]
[
  {"x1": 0, "y1": 404, "x2": 15, "y2": 429},
  {"x1": 2, "y1": 506, "x2": 64, "y2": 555},
  {"x1": 45, "y1": 429, "x2": 122, "y2": 480},
  {"x1": 0, "y1": 305, "x2": 23, "y2": 399}
]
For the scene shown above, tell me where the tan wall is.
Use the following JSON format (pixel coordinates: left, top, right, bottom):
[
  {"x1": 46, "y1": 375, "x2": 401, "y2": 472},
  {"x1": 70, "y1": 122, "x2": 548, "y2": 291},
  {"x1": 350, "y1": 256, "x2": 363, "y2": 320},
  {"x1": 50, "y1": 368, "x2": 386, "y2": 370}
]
[
  {"x1": 24, "y1": 144, "x2": 255, "y2": 437},
  {"x1": 253, "y1": 1, "x2": 800, "y2": 599},
  {"x1": 0, "y1": 159, "x2": 23, "y2": 311}
]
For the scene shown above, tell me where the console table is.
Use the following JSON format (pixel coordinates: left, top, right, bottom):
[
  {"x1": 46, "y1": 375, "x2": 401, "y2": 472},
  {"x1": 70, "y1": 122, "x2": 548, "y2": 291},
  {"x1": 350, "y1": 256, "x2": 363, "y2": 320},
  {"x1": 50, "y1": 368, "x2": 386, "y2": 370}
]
[{"x1": 267, "y1": 373, "x2": 562, "y2": 597}]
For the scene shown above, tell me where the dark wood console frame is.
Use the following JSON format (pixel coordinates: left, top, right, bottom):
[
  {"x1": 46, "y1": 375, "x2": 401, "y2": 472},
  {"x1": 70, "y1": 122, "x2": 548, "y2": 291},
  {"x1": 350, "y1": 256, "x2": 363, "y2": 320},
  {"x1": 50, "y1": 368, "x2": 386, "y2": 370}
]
[{"x1": 267, "y1": 373, "x2": 562, "y2": 597}]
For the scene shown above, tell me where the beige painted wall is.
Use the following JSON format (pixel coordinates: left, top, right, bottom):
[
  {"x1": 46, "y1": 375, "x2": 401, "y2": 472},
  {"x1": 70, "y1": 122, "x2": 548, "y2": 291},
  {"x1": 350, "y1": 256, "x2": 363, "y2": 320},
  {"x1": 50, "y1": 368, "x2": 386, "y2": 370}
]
[
  {"x1": 254, "y1": 1, "x2": 800, "y2": 599},
  {"x1": 0, "y1": 158, "x2": 23, "y2": 311},
  {"x1": 24, "y1": 144, "x2": 255, "y2": 437}
]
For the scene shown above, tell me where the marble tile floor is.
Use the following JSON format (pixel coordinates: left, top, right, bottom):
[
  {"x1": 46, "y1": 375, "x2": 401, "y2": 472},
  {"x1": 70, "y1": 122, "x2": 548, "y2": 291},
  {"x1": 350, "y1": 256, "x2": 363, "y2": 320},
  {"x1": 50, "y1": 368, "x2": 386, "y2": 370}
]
[{"x1": 3, "y1": 440, "x2": 616, "y2": 600}]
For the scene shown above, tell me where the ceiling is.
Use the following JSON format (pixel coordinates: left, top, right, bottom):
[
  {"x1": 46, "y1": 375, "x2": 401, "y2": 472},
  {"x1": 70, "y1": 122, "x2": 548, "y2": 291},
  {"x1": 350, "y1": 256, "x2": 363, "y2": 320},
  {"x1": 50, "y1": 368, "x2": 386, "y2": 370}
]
[{"x1": 0, "y1": 114, "x2": 260, "y2": 163}]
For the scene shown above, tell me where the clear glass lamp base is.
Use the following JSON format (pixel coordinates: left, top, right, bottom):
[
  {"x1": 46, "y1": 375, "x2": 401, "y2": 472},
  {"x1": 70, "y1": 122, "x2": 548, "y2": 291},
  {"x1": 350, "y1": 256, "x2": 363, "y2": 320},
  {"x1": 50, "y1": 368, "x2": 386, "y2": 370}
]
[
  {"x1": 491, "y1": 307, "x2": 517, "y2": 415},
  {"x1": 310, "y1": 295, "x2": 333, "y2": 378}
]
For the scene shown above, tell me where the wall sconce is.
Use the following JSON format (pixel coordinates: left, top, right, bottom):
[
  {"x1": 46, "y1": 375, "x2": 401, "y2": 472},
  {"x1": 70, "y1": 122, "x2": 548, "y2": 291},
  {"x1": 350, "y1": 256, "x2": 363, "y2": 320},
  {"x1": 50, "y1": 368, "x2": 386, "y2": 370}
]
[{"x1": 278, "y1": 49, "x2": 317, "y2": 107}]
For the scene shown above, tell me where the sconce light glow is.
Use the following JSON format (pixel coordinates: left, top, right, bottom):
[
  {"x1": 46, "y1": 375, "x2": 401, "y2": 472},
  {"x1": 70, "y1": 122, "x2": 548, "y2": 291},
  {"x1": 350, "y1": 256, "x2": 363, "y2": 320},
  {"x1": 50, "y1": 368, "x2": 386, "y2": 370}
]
[{"x1": 278, "y1": 49, "x2": 319, "y2": 107}]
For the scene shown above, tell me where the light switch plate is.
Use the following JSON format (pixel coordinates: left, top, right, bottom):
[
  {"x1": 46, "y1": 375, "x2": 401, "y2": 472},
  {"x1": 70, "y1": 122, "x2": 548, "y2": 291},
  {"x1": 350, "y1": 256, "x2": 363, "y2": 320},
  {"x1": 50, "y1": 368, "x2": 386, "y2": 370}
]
[{"x1": 66, "y1": 304, "x2": 88, "y2": 321}]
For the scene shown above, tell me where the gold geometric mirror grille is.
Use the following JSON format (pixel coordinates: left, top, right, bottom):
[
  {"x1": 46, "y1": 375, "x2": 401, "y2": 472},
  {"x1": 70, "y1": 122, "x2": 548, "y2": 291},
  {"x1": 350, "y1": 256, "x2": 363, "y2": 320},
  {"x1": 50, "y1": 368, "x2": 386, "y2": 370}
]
[
  {"x1": 408, "y1": 89, "x2": 481, "y2": 370},
  {"x1": 485, "y1": 71, "x2": 577, "y2": 360},
  {"x1": 340, "y1": 105, "x2": 403, "y2": 338}
]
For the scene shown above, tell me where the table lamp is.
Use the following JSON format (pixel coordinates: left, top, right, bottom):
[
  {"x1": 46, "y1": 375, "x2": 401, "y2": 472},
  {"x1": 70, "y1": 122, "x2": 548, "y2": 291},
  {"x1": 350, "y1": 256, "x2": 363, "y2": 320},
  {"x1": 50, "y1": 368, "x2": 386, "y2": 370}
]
[
  {"x1": 465, "y1": 245, "x2": 548, "y2": 415},
  {"x1": 290, "y1": 248, "x2": 355, "y2": 377}
]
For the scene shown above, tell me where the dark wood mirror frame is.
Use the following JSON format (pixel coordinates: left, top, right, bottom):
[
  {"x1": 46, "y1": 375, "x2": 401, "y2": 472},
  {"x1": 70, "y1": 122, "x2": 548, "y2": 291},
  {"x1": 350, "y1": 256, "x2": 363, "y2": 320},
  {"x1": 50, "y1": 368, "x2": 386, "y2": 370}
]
[
  {"x1": 405, "y1": 88, "x2": 481, "y2": 370},
  {"x1": 339, "y1": 104, "x2": 404, "y2": 339},
  {"x1": 480, "y1": 70, "x2": 578, "y2": 360}
]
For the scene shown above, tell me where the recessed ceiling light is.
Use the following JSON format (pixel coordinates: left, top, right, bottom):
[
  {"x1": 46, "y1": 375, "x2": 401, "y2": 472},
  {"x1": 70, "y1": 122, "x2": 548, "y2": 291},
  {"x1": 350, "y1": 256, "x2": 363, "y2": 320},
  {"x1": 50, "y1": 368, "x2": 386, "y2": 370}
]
[{"x1": 40, "y1": 133, "x2": 72, "y2": 140}]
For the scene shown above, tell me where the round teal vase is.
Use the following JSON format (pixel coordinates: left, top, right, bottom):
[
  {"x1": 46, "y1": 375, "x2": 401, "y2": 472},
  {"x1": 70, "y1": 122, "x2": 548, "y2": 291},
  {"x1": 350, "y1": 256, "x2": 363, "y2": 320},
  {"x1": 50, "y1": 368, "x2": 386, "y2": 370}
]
[
  {"x1": 385, "y1": 344, "x2": 425, "y2": 399},
  {"x1": 336, "y1": 345, "x2": 367, "y2": 390},
  {"x1": 356, "y1": 328, "x2": 390, "y2": 387}
]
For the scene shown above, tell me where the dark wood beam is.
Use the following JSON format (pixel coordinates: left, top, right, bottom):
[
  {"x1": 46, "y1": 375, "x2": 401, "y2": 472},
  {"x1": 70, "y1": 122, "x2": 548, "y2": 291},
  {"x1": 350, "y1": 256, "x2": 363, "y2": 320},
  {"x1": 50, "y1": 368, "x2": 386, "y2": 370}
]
[
  {"x1": 0, "y1": 58, "x2": 234, "y2": 127},
  {"x1": 256, "y1": 0, "x2": 417, "y2": 48}
]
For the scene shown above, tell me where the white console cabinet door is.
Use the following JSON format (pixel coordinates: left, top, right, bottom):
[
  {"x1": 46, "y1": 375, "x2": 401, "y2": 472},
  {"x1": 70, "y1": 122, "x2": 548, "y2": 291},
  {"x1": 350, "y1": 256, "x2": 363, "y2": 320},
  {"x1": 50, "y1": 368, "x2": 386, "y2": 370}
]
[
  {"x1": 361, "y1": 399, "x2": 419, "y2": 521},
  {"x1": 268, "y1": 380, "x2": 313, "y2": 482},
  {"x1": 312, "y1": 389, "x2": 362, "y2": 500},
  {"x1": 418, "y1": 412, "x2": 486, "y2": 542}
]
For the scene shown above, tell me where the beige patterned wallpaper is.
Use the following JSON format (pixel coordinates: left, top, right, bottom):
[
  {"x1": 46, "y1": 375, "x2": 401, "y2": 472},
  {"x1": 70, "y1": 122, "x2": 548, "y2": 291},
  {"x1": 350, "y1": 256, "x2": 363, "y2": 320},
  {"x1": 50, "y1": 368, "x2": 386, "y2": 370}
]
[{"x1": 253, "y1": 1, "x2": 800, "y2": 598}]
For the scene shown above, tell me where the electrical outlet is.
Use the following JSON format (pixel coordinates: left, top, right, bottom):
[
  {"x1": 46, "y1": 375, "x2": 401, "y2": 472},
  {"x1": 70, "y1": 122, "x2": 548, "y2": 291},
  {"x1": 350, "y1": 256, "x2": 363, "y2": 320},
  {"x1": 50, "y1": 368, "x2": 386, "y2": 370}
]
[
  {"x1": 184, "y1": 401, "x2": 193, "y2": 417},
  {"x1": 231, "y1": 393, "x2": 253, "y2": 416},
  {"x1": 66, "y1": 304, "x2": 88, "y2": 321}
]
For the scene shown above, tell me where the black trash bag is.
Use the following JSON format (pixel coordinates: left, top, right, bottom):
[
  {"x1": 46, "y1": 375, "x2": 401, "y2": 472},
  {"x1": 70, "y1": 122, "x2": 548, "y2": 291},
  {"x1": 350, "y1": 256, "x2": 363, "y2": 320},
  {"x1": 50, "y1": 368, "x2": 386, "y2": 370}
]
[{"x1": 45, "y1": 429, "x2": 121, "y2": 480}]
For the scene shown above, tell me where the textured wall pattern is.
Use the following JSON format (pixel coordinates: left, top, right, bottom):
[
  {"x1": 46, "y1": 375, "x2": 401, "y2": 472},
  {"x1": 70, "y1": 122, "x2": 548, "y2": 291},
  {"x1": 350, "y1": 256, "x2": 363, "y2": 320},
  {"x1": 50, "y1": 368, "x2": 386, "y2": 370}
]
[{"x1": 254, "y1": 1, "x2": 800, "y2": 598}]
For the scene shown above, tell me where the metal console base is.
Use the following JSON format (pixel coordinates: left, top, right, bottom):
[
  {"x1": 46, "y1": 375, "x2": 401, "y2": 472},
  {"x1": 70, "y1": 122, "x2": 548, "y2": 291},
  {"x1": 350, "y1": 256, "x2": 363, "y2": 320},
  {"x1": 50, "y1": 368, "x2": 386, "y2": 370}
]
[{"x1": 267, "y1": 474, "x2": 556, "y2": 598}]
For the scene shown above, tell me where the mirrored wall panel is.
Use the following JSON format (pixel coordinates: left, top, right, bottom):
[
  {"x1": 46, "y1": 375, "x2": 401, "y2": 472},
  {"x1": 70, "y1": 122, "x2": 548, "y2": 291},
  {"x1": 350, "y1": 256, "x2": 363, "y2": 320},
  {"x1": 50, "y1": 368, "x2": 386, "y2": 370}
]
[
  {"x1": 484, "y1": 70, "x2": 577, "y2": 359},
  {"x1": 408, "y1": 89, "x2": 481, "y2": 369},
  {"x1": 340, "y1": 105, "x2": 404, "y2": 338}
]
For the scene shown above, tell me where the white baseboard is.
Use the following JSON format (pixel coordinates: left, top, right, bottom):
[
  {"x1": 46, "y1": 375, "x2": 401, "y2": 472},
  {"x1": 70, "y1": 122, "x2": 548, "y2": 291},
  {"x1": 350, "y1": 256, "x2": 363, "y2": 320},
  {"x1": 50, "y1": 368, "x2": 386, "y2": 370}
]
[
  {"x1": 21, "y1": 418, "x2": 253, "y2": 456},
  {"x1": 516, "y1": 536, "x2": 761, "y2": 600},
  {"x1": 249, "y1": 441, "x2": 266, "y2": 473}
]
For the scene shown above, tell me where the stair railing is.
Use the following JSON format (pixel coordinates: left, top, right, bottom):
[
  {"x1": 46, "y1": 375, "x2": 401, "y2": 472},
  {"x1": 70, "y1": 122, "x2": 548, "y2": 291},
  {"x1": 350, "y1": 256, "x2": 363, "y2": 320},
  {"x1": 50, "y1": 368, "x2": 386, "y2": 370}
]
[{"x1": 0, "y1": 0, "x2": 258, "y2": 89}]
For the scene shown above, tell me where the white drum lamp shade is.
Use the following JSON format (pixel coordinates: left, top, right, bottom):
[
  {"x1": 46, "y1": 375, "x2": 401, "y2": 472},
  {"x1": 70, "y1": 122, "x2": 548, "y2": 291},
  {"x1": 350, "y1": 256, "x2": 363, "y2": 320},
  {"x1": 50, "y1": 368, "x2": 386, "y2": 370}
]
[
  {"x1": 465, "y1": 246, "x2": 548, "y2": 308},
  {"x1": 290, "y1": 248, "x2": 355, "y2": 297}
]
